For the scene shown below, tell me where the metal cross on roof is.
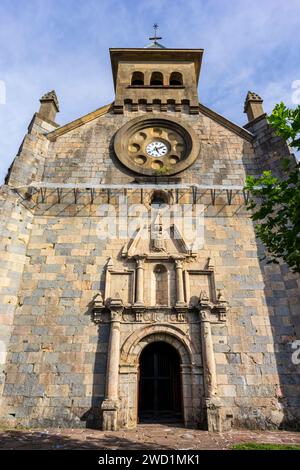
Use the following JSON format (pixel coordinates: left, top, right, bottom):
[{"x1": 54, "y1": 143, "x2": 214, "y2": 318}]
[{"x1": 149, "y1": 23, "x2": 162, "y2": 42}]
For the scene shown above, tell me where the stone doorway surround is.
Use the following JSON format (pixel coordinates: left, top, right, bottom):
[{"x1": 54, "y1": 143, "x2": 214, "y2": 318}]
[
  {"x1": 91, "y1": 221, "x2": 230, "y2": 433},
  {"x1": 91, "y1": 255, "x2": 230, "y2": 432},
  {"x1": 118, "y1": 324, "x2": 203, "y2": 430}
]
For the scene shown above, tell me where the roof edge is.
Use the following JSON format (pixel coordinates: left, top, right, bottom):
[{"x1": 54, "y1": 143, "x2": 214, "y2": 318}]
[
  {"x1": 46, "y1": 103, "x2": 113, "y2": 141},
  {"x1": 199, "y1": 103, "x2": 254, "y2": 142}
]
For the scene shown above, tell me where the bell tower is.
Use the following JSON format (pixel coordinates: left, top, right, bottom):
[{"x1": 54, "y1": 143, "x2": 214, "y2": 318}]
[{"x1": 110, "y1": 29, "x2": 203, "y2": 115}]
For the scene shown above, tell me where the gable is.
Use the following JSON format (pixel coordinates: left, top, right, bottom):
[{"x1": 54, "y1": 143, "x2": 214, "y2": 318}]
[
  {"x1": 47, "y1": 103, "x2": 113, "y2": 141},
  {"x1": 199, "y1": 103, "x2": 254, "y2": 143}
]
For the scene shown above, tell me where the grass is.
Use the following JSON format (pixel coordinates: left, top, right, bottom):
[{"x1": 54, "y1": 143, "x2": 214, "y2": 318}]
[{"x1": 232, "y1": 442, "x2": 300, "y2": 450}]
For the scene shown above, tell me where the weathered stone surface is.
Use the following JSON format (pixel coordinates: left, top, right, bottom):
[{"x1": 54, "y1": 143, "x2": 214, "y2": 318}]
[{"x1": 0, "y1": 44, "x2": 299, "y2": 433}]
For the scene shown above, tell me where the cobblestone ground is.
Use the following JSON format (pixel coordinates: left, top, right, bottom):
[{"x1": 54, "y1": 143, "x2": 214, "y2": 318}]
[{"x1": 0, "y1": 425, "x2": 300, "y2": 450}]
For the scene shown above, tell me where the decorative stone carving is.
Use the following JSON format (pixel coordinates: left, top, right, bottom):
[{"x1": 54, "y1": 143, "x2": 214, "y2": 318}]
[
  {"x1": 175, "y1": 258, "x2": 186, "y2": 307},
  {"x1": 134, "y1": 256, "x2": 145, "y2": 306},
  {"x1": 214, "y1": 290, "x2": 229, "y2": 322},
  {"x1": 199, "y1": 309, "x2": 210, "y2": 322},
  {"x1": 199, "y1": 290, "x2": 209, "y2": 303},
  {"x1": 144, "y1": 312, "x2": 152, "y2": 322},
  {"x1": 190, "y1": 281, "x2": 230, "y2": 323},
  {"x1": 94, "y1": 292, "x2": 104, "y2": 308},
  {"x1": 135, "y1": 312, "x2": 143, "y2": 322},
  {"x1": 200, "y1": 309, "x2": 218, "y2": 399},
  {"x1": 92, "y1": 292, "x2": 106, "y2": 323},
  {"x1": 101, "y1": 294, "x2": 123, "y2": 431},
  {"x1": 101, "y1": 400, "x2": 119, "y2": 432},
  {"x1": 122, "y1": 223, "x2": 196, "y2": 261},
  {"x1": 132, "y1": 304, "x2": 145, "y2": 322},
  {"x1": 151, "y1": 222, "x2": 167, "y2": 253},
  {"x1": 122, "y1": 312, "x2": 135, "y2": 322},
  {"x1": 113, "y1": 115, "x2": 200, "y2": 176},
  {"x1": 205, "y1": 397, "x2": 223, "y2": 432},
  {"x1": 176, "y1": 311, "x2": 185, "y2": 322}
]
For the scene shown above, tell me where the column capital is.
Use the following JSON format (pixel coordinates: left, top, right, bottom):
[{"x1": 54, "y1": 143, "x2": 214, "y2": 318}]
[
  {"x1": 199, "y1": 309, "x2": 212, "y2": 322},
  {"x1": 135, "y1": 256, "x2": 145, "y2": 268},
  {"x1": 197, "y1": 290, "x2": 214, "y2": 321},
  {"x1": 106, "y1": 294, "x2": 124, "y2": 322},
  {"x1": 175, "y1": 259, "x2": 183, "y2": 269},
  {"x1": 109, "y1": 310, "x2": 123, "y2": 322}
]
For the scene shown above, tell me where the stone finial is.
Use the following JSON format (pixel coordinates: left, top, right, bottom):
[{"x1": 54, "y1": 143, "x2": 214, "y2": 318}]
[
  {"x1": 215, "y1": 290, "x2": 229, "y2": 321},
  {"x1": 217, "y1": 290, "x2": 226, "y2": 303},
  {"x1": 107, "y1": 257, "x2": 114, "y2": 270},
  {"x1": 244, "y1": 91, "x2": 264, "y2": 122},
  {"x1": 199, "y1": 290, "x2": 209, "y2": 302},
  {"x1": 39, "y1": 90, "x2": 59, "y2": 122},
  {"x1": 94, "y1": 292, "x2": 104, "y2": 308},
  {"x1": 108, "y1": 292, "x2": 123, "y2": 308},
  {"x1": 207, "y1": 257, "x2": 214, "y2": 270},
  {"x1": 92, "y1": 292, "x2": 106, "y2": 323}
]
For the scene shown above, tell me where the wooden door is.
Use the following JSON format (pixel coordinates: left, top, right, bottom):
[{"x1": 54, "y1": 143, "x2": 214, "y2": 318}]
[{"x1": 138, "y1": 342, "x2": 182, "y2": 423}]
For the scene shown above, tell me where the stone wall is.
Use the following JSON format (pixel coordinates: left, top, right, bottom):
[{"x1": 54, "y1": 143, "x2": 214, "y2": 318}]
[
  {"x1": 244, "y1": 115, "x2": 300, "y2": 428},
  {"x1": 0, "y1": 187, "x2": 33, "y2": 406},
  {"x1": 0, "y1": 107, "x2": 299, "y2": 430},
  {"x1": 43, "y1": 108, "x2": 254, "y2": 186},
  {"x1": 1, "y1": 199, "x2": 298, "y2": 429},
  {"x1": 7, "y1": 113, "x2": 57, "y2": 188}
]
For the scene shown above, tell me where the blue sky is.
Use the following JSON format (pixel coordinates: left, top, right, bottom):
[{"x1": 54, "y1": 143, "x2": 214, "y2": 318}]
[{"x1": 0, "y1": 0, "x2": 299, "y2": 182}]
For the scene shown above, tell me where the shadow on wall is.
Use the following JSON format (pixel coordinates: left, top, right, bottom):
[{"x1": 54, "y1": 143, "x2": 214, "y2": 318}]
[
  {"x1": 241, "y1": 139, "x2": 300, "y2": 430},
  {"x1": 80, "y1": 282, "x2": 109, "y2": 429},
  {"x1": 80, "y1": 323, "x2": 109, "y2": 430},
  {"x1": 256, "y1": 241, "x2": 300, "y2": 430}
]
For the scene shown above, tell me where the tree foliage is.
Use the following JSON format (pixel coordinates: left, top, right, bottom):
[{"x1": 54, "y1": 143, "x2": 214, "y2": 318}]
[{"x1": 245, "y1": 103, "x2": 300, "y2": 272}]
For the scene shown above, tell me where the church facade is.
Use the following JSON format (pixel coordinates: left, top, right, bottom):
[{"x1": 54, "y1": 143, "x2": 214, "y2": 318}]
[{"x1": 0, "y1": 40, "x2": 299, "y2": 432}]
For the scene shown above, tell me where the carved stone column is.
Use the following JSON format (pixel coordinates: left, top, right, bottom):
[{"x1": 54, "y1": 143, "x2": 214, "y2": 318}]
[
  {"x1": 101, "y1": 296, "x2": 123, "y2": 431},
  {"x1": 135, "y1": 257, "x2": 145, "y2": 306},
  {"x1": 175, "y1": 259, "x2": 185, "y2": 306},
  {"x1": 200, "y1": 309, "x2": 218, "y2": 398},
  {"x1": 200, "y1": 308, "x2": 222, "y2": 432}
]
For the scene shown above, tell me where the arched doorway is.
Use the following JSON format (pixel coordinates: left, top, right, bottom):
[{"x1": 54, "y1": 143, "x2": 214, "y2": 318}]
[{"x1": 138, "y1": 341, "x2": 182, "y2": 423}]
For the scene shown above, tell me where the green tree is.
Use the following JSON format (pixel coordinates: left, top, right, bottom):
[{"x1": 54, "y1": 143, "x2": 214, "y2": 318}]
[{"x1": 245, "y1": 103, "x2": 300, "y2": 273}]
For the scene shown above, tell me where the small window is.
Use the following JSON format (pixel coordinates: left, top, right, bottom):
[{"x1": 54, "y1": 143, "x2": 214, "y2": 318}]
[
  {"x1": 131, "y1": 72, "x2": 144, "y2": 86},
  {"x1": 151, "y1": 190, "x2": 169, "y2": 206},
  {"x1": 170, "y1": 72, "x2": 183, "y2": 86},
  {"x1": 150, "y1": 72, "x2": 163, "y2": 86}
]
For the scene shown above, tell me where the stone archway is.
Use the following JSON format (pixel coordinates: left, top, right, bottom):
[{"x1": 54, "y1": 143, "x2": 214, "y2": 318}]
[{"x1": 118, "y1": 324, "x2": 203, "y2": 429}]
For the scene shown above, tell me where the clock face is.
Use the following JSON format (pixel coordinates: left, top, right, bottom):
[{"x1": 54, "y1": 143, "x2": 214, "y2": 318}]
[
  {"x1": 146, "y1": 141, "x2": 169, "y2": 157},
  {"x1": 114, "y1": 117, "x2": 200, "y2": 176}
]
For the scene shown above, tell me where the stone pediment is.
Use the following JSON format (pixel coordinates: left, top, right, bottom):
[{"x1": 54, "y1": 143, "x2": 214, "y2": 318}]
[{"x1": 122, "y1": 224, "x2": 197, "y2": 260}]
